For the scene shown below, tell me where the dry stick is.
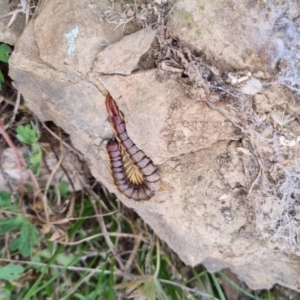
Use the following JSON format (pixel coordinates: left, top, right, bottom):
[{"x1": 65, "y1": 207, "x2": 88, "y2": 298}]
[
  {"x1": 4, "y1": 90, "x2": 21, "y2": 130},
  {"x1": 25, "y1": 0, "x2": 30, "y2": 25},
  {"x1": 41, "y1": 122, "x2": 82, "y2": 157},
  {"x1": 0, "y1": 118, "x2": 42, "y2": 201},
  {"x1": 0, "y1": 119, "x2": 24, "y2": 201},
  {"x1": 0, "y1": 209, "x2": 44, "y2": 220},
  {"x1": 125, "y1": 234, "x2": 142, "y2": 271},
  {"x1": 53, "y1": 182, "x2": 62, "y2": 207},
  {"x1": 49, "y1": 210, "x2": 118, "y2": 225},
  {"x1": 1, "y1": 9, "x2": 25, "y2": 20},
  {"x1": 77, "y1": 175, "x2": 111, "y2": 216},
  {"x1": 75, "y1": 176, "x2": 127, "y2": 271},
  {"x1": 58, "y1": 232, "x2": 147, "y2": 246},
  {"x1": 66, "y1": 193, "x2": 75, "y2": 219},
  {"x1": 0, "y1": 94, "x2": 24, "y2": 107},
  {"x1": 42, "y1": 131, "x2": 65, "y2": 224},
  {"x1": 0, "y1": 209, "x2": 118, "y2": 228},
  {"x1": 46, "y1": 135, "x2": 77, "y2": 219},
  {"x1": 60, "y1": 266, "x2": 99, "y2": 300},
  {"x1": 90, "y1": 198, "x2": 127, "y2": 273},
  {"x1": 0, "y1": 258, "x2": 136, "y2": 279},
  {"x1": 159, "y1": 279, "x2": 218, "y2": 299}
]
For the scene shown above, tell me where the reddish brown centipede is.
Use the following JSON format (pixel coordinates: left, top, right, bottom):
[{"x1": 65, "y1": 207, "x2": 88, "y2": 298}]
[{"x1": 106, "y1": 94, "x2": 160, "y2": 200}]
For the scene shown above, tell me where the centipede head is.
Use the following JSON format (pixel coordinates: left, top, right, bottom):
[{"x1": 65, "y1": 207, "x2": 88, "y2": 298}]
[
  {"x1": 106, "y1": 94, "x2": 122, "y2": 118},
  {"x1": 106, "y1": 94, "x2": 125, "y2": 136}
]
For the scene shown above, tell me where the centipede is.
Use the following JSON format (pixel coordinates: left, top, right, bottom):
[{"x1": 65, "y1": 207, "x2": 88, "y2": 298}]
[{"x1": 106, "y1": 94, "x2": 160, "y2": 201}]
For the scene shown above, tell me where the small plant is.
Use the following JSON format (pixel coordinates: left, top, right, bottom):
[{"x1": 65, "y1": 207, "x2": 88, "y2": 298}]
[
  {"x1": 0, "y1": 43, "x2": 12, "y2": 91},
  {"x1": 0, "y1": 191, "x2": 40, "y2": 257},
  {"x1": 271, "y1": 109, "x2": 294, "y2": 129},
  {"x1": 16, "y1": 122, "x2": 42, "y2": 175},
  {"x1": 115, "y1": 239, "x2": 170, "y2": 300},
  {"x1": 0, "y1": 263, "x2": 24, "y2": 281},
  {"x1": 58, "y1": 180, "x2": 69, "y2": 198},
  {"x1": 115, "y1": 239, "x2": 215, "y2": 299}
]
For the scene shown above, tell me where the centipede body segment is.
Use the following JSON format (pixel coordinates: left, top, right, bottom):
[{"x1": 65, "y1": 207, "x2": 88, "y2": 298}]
[{"x1": 106, "y1": 94, "x2": 160, "y2": 200}]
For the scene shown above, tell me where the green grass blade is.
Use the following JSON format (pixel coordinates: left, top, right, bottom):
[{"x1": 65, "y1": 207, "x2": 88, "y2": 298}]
[
  {"x1": 209, "y1": 273, "x2": 226, "y2": 300},
  {"x1": 23, "y1": 246, "x2": 63, "y2": 300},
  {"x1": 90, "y1": 263, "x2": 107, "y2": 300},
  {"x1": 108, "y1": 259, "x2": 115, "y2": 300},
  {"x1": 218, "y1": 272, "x2": 263, "y2": 300},
  {"x1": 190, "y1": 268, "x2": 208, "y2": 291}
]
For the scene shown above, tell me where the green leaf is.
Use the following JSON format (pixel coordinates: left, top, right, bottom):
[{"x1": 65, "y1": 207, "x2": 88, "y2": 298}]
[
  {"x1": 0, "y1": 191, "x2": 11, "y2": 209},
  {"x1": 27, "y1": 162, "x2": 39, "y2": 175},
  {"x1": 0, "y1": 44, "x2": 12, "y2": 63},
  {"x1": 0, "y1": 216, "x2": 40, "y2": 258},
  {"x1": 16, "y1": 123, "x2": 42, "y2": 175},
  {"x1": 58, "y1": 181, "x2": 69, "y2": 198},
  {"x1": 140, "y1": 279, "x2": 156, "y2": 300},
  {"x1": 0, "y1": 216, "x2": 23, "y2": 235},
  {"x1": 0, "y1": 264, "x2": 24, "y2": 280},
  {"x1": 10, "y1": 220, "x2": 40, "y2": 257},
  {"x1": 28, "y1": 144, "x2": 42, "y2": 175},
  {"x1": 16, "y1": 122, "x2": 39, "y2": 145},
  {"x1": 31, "y1": 144, "x2": 42, "y2": 163},
  {"x1": 0, "y1": 286, "x2": 11, "y2": 300},
  {"x1": 0, "y1": 71, "x2": 4, "y2": 90},
  {"x1": 55, "y1": 253, "x2": 74, "y2": 266}
]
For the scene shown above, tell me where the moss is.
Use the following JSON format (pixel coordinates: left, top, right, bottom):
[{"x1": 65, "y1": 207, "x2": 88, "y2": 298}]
[
  {"x1": 198, "y1": 4, "x2": 205, "y2": 11},
  {"x1": 175, "y1": 9, "x2": 195, "y2": 25},
  {"x1": 195, "y1": 28, "x2": 202, "y2": 36},
  {"x1": 175, "y1": 9, "x2": 202, "y2": 35}
]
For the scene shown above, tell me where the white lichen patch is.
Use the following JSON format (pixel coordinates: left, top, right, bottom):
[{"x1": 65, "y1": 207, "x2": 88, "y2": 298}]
[{"x1": 64, "y1": 26, "x2": 79, "y2": 55}]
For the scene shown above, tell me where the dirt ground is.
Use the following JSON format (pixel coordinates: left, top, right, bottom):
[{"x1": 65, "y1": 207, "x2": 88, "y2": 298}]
[{"x1": 5, "y1": 0, "x2": 300, "y2": 291}]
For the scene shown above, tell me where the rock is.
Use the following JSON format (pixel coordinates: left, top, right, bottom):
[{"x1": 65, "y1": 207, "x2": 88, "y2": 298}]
[
  {"x1": 93, "y1": 27, "x2": 156, "y2": 75},
  {"x1": 8, "y1": 0, "x2": 300, "y2": 292},
  {"x1": 33, "y1": 0, "x2": 125, "y2": 75},
  {"x1": 168, "y1": 0, "x2": 297, "y2": 74}
]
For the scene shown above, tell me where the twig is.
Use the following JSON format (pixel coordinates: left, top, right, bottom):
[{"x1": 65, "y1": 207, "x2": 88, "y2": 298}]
[
  {"x1": 60, "y1": 269, "x2": 98, "y2": 300},
  {"x1": 0, "y1": 94, "x2": 23, "y2": 107},
  {"x1": 41, "y1": 130, "x2": 65, "y2": 224},
  {"x1": 25, "y1": 0, "x2": 30, "y2": 25},
  {"x1": 57, "y1": 232, "x2": 147, "y2": 246},
  {"x1": 50, "y1": 210, "x2": 117, "y2": 224},
  {"x1": 0, "y1": 258, "x2": 136, "y2": 279},
  {"x1": 91, "y1": 198, "x2": 127, "y2": 272},
  {"x1": 45, "y1": 133, "x2": 77, "y2": 218},
  {"x1": 159, "y1": 279, "x2": 218, "y2": 299},
  {"x1": 41, "y1": 122, "x2": 83, "y2": 157},
  {"x1": 125, "y1": 233, "x2": 142, "y2": 270},
  {"x1": 0, "y1": 209, "x2": 118, "y2": 227},
  {"x1": 5, "y1": 90, "x2": 21, "y2": 130},
  {"x1": 1, "y1": 9, "x2": 25, "y2": 19},
  {"x1": 66, "y1": 193, "x2": 75, "y2": 219}
]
